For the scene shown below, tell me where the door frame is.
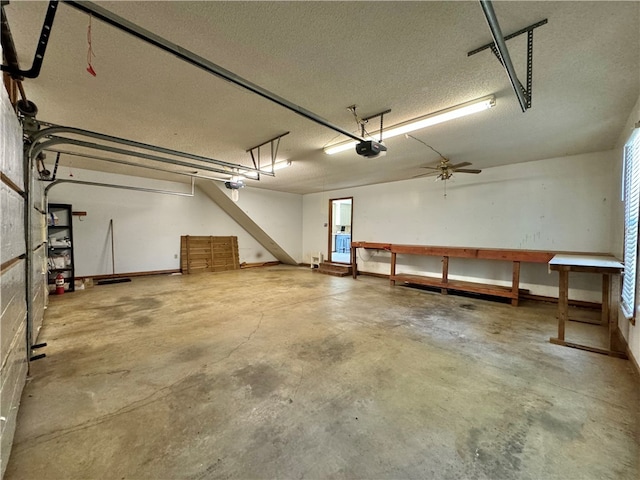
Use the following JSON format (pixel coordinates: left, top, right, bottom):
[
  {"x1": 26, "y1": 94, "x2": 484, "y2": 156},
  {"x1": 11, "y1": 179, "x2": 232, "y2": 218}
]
[{"x1": 327, "y1": 196, "x2": 353, "y2": 264}]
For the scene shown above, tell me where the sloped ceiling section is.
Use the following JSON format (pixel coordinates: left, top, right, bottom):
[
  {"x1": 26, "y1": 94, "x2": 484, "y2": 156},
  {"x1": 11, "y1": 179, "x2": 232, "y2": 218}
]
[{"x1": 5, "y1": 1, "x2": 640, "y2": 194}]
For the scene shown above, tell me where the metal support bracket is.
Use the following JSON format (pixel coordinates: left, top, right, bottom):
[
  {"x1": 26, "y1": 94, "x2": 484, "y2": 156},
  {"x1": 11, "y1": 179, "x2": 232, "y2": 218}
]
[
  {"x1": 1, "y1": 0, "x2": 59, "y2": 79},
  {"x1": 468, "y1": 3, "x2": 547, "y2": 111},
  {"x1": 246, "y1": 132, "x2": 289, "y2": 178},
  {"x1": 361, "y1": 109, "x2": 391, "y2": 142}
]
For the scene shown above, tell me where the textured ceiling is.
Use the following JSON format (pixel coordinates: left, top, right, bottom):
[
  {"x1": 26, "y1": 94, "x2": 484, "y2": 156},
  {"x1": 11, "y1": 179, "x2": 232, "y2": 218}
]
[{"x1": 5, "y1": 1, "x2": 640, "y2": 194}]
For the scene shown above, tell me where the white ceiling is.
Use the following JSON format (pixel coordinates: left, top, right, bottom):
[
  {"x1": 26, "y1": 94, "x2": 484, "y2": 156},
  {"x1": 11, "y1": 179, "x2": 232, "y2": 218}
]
[{"x1": 5, "y1": 1, "x2": 640, "y2": 194}]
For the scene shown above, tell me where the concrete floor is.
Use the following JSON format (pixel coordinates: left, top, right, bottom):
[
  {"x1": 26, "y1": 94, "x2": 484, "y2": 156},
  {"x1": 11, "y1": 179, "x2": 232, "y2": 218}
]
[{"x1": 5, "y1": 266, "x2": 639, "y2": 479}]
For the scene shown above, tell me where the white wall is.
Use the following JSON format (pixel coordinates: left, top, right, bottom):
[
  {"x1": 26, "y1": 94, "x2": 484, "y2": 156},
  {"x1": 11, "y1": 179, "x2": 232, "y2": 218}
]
[
  {"x1": 614, "y1": 94, "x2": 640, "y2": 365},
  {"x1": 303, "y1": 151, "x2": 617, "y2": 301},
  {"x1": 47, "y1": 167, "x2": 302, "y2": 276}
]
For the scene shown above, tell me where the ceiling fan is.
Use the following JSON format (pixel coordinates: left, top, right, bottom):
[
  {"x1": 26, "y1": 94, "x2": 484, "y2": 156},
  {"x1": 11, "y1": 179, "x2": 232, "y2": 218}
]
[
  {"x1": 415, "y1": 158, "x2": 482, "y2": 181},
  {"x1": 406, "y1": 134, "x2": 481, "y2": 197},
  {"x1": 405, "y1": 134, "x2": 481, "y2": 181}
]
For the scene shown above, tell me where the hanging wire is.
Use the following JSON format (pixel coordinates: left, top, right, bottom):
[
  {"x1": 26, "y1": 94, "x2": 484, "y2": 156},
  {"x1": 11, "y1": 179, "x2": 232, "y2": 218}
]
[
  {"x1": 358, "y1": 248, "x2": 373, "y2": 262},
  {"x1": 321, "y1": 105, "x2": 368, "y2": 149},
  {"x1": 348, "y1": 106, "x2": 378, "y2": 140},
  {"x1": 86, "y1": 15, "x2": 97, "y2": 76},
  {"x1": 321, "y1": 132, "x2": 343, "y2": 149},
  {"x1": 405, "y1": 133, "x2": 446, "y2": 159}
]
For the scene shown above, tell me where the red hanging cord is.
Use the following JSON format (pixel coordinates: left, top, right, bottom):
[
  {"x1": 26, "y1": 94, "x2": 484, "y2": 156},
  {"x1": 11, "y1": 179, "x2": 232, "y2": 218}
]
[{"x1": 86, "y1": 15, "x2": 96, "y2": 76}]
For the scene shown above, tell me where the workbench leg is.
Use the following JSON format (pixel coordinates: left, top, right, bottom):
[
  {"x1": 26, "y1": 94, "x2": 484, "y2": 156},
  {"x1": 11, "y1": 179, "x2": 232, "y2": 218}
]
[
  {"x1": 390, "y1": 252, "x2": 396, "y2": 286},
  {"x1": 602, "y1": 273, "x2": 610, "y2": 326},
  {"x1": 351, "y1": 247, "x2": 357, "y2": 279},
  {"x1": 603, "y1": 273, "x2": 614, "y2": 348},
  {"x1": 557, "y1": 269, "x2": 569, "y2": 341},
  {"x1": 511, "y1": 261, "x2": 521, "y2": 306},
  {"x1": 441, "y1": 256, "x2": 449, "y2": 295}
]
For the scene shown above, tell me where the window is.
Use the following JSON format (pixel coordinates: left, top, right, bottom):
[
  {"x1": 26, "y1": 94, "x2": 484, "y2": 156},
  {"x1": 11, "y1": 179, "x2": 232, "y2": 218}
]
[{"x1": 622, "y1": 128, "x2": 640, "y2": 320}]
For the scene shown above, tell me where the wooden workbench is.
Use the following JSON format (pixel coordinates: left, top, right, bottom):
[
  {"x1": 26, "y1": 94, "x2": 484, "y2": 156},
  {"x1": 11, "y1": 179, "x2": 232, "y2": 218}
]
[
  {"x1": 548, "y1": 254, "x2": 626, "y2": 358},
  {"x1": 351, "y1": 242, "x2": 557, "y2": 306}
]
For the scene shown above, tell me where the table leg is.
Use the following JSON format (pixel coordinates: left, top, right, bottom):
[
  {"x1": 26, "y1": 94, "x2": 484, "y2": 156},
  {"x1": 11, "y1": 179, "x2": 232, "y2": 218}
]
[
  {"x1": 351, "y1": 247, "x2": 357, "y2": 279},
  {"x1": 511, "y1": 261, "x2": 521, "y2": 307},
  {"x1": 603, "y1": 273, "x2": 614, "y2": 348},
  {"x1": 390, "y1": 252, "x2": 396, "y2": 286},
  {"x1": 557, "y1": 269, "x2": 569, "y2": 341},
  {"x1": 441, "y1": 256, "x2": 449, "y2": 295}
]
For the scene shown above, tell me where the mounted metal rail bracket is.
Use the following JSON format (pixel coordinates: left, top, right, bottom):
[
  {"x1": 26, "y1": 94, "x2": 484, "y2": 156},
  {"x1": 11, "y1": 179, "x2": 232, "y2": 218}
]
[
  {"x1": 246, "y1": 132, "x2": 290, "y2": 180},
  {"x1": 469, "y1": 1, "x2": 547, "y2": 112},
  {"x1": 1, "y1": 0, "x2": 59, "y2": 79}
]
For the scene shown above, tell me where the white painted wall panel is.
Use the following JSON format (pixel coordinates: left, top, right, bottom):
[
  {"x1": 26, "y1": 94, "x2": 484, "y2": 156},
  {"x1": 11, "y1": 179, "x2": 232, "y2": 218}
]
[
  {"x1": 303, "y1": 151, "x2": 617, "y2": 302},
  {"x1": 0, "y1": 183, "x2": 25, "y2": 264},
  {"x1": 48, "y1": 167, "x2": 303, "y2": 276},
  {"x1": 0, "y1": 260, "x2": 26, "y2": 368},
  {"x1": 0, "y1": 322, "x2": 28, "y2": 477},
  {"x1": 231, "y1": 186, "x2": 302, "y2": 263},
  {"x1": 0, "y1": 86, "x2": 23, "y2": 191}
]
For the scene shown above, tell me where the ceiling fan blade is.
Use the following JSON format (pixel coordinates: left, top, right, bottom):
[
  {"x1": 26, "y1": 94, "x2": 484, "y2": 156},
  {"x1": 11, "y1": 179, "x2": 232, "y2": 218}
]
[
  {"x1": 455, "y1": 168, "x2": 482, "y2": 174},
  {"x1": 419, "y1": 166, "x2": 441, "y2": 170},
  {"x1": 449, "y1": 162, "x2": 472, "y2": 169}
]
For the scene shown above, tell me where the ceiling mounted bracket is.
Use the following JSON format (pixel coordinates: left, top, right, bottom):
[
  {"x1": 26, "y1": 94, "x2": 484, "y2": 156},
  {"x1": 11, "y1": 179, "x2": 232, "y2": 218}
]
[
  {"x1": 247, "y1": 132, "x2": 290, "y2": 178},
  {"x1": 1, "y1": 0, "x2": 59, "y2": 79},
  {"x1": 361, "y1": 109, "x2": 391, "y2": 142},
  {"x1": 468, "y1": 0, "x2": 547, "y2": 112}
]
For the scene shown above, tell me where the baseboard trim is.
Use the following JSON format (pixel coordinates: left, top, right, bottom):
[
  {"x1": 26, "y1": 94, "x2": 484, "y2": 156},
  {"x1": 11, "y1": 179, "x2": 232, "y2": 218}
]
[
  {"x1": 240, "y1": 261, "x2": 281, "y2": 269},
  {"x1": 521, "y1": 293, "x2": 601, "y2": 310},
  {"x1": 620, "y1": 330, "x2": 640, "y2": 377},
  {"x1": 81, "y1": 269, "x2": 180, "y2": 280},
  {"x1": 80, "y1": 262, "x2": 284, "y2": 280},
  {"x1": 357, "y1": 270, "x2": 390, "y2": 279}
]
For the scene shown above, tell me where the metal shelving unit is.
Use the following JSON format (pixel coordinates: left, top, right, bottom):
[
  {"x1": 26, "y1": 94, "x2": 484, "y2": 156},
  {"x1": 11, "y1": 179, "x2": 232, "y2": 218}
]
[{"x1": 47, "y1": 203, "x2": 75, "y2": 292}]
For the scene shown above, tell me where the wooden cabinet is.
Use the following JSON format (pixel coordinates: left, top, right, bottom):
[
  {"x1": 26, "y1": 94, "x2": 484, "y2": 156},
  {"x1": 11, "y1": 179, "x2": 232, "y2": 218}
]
[{"x1": 47, "y1": 203, "x2": 75, "y2": 292}]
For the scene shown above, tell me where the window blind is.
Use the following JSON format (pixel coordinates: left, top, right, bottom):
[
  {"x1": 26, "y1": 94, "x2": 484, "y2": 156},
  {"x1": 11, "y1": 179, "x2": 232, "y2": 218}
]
[{"x1": 622, "y1": 128, "x2": 640, "y2": 319}]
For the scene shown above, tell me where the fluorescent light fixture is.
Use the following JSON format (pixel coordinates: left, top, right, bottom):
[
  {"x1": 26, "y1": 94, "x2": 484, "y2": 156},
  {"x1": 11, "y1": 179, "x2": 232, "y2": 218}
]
[
  {"x1": 323, "y1": 95, "x2": 495, "y2": 155},
  {"x1": 237, "y1": 160, "x2": 291, "y2": 179},
  {"x1": 259, "y1": 160, "x2": 291, "y2": 172}
]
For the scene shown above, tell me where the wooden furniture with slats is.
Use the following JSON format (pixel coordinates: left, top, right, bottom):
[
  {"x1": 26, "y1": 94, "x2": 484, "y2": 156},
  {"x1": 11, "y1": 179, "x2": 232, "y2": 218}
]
[{"x1": 180, "y1": 236, "x2": 240, "y2": 274}]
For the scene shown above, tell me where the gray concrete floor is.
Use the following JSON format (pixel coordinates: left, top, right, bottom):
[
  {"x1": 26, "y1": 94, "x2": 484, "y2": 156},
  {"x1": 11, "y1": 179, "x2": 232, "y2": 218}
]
[{"x1": 5, "y1": 266, "x2": 639, "y2": 479}]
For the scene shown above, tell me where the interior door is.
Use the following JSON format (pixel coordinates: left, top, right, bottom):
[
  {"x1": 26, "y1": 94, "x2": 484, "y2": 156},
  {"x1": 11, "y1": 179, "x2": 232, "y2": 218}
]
[{"x1": 328, "y1": 197, "x2": 352, "y2": 264}]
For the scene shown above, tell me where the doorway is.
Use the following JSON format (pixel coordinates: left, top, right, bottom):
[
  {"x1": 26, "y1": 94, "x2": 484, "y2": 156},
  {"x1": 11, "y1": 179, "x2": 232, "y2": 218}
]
[{"x1": 328, "y1": 197, "x2": 353, "y2": 264}]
